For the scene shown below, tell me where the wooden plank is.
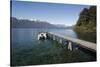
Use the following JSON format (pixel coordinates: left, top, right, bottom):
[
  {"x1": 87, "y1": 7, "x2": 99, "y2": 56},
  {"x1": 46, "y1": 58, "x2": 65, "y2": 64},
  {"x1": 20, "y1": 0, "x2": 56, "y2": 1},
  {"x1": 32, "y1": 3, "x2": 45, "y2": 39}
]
[{"x1": 48, "y1": 32, "x2": 96, "y2": 52}]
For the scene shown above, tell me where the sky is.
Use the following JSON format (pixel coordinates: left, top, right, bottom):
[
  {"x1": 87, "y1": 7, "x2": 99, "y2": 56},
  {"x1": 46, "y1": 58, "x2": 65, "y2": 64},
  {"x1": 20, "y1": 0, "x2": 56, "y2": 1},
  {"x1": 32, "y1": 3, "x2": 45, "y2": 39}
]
[{"x1": 11, "y1": 1, "x2": 90, "y2": 26}]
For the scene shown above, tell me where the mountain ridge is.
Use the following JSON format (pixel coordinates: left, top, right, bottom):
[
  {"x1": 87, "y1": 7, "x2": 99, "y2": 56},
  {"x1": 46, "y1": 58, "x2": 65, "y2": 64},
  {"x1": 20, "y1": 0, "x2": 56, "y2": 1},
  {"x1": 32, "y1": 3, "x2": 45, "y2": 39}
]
[
  {"x1": 11, "y1": 17, "x2": 71, "y2": 29},
  {"x1": 75, "y1": 6, "x2": 96, "y2": 32}
]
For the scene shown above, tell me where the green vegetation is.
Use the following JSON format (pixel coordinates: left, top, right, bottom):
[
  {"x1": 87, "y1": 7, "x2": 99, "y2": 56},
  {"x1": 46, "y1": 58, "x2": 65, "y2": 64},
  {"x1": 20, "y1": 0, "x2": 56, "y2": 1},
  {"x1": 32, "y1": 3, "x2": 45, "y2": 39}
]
[
  {"x1": 75, "y1": 6, "x2": 96, "y2": 32},
  {"x1": 74, "y1": 6, "x2": 96, "y2": 43}
]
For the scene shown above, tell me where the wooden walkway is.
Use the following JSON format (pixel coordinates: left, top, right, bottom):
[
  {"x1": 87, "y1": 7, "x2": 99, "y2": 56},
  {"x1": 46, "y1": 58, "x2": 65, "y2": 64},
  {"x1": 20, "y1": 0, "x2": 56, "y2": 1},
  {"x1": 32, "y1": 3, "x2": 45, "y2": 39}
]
[{"x1": 48, "y1": 32, "x2": 96, "y2": 52}]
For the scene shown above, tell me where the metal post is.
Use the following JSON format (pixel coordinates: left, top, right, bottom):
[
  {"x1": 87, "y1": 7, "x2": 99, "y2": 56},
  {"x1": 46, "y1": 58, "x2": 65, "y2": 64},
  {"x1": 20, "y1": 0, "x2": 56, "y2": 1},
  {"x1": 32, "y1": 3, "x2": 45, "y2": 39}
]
[
  {"x1": 68, "y1": 41, "x2": 72, "y2": 51},
  {"x1": 59, "y1": 38, "x2": 62, "y2": 44},
  {"x1": 53, "y1": 35, "x2": 56, "y2": 40},
  {"x1": 56, "y1": 37, "x2": 58, "y2": 42}
]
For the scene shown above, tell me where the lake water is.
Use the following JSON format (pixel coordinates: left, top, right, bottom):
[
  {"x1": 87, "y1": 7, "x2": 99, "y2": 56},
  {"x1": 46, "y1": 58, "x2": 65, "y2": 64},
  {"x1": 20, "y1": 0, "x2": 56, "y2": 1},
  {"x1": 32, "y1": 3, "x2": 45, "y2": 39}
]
[{"x1": 11, "y1": 28, "x2": 96, "y2": 66}]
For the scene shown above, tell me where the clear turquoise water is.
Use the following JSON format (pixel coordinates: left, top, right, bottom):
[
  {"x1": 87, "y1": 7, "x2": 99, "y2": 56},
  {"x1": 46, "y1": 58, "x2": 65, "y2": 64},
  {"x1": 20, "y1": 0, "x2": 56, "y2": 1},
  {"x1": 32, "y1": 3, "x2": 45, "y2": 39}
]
[{"x1": 11, "y1": 28, "x2": 96, "y2": 66}]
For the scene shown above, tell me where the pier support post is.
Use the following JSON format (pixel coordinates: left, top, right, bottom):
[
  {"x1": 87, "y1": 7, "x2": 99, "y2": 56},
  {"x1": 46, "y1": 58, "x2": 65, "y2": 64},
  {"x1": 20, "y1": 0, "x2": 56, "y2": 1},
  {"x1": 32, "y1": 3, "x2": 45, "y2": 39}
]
[
  {"x1": 56, "y1": 37, "x2": 59, "y2": 42},
  {"x1": 59, "y1": 38, "x2": 62, "y2": 44},
  {"x1": 68, "y1": 41, "x2": 73, "y2": 51}
]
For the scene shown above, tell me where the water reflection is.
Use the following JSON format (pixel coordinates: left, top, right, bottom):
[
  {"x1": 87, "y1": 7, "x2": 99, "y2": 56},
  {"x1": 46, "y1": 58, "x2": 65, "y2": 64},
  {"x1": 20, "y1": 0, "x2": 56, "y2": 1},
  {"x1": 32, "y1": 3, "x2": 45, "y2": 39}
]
[{"x1": 75, "y1": 31, "x2": 96, "y2": 43}]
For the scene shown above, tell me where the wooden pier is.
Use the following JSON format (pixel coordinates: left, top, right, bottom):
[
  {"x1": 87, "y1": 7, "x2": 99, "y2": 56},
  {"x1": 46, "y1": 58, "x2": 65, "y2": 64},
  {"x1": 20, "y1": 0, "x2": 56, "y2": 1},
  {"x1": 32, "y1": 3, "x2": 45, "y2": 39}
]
[{"x1": 47, "y1": 32, "x2": 96, "y2": 52}]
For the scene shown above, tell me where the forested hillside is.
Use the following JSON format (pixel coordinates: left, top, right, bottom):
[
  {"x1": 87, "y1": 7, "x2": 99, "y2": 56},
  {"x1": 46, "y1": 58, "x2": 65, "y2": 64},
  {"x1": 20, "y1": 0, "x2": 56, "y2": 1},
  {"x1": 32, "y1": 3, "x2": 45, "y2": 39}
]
[{"x1": 75, "y1": 6, "x2": 96, "y2": 32}]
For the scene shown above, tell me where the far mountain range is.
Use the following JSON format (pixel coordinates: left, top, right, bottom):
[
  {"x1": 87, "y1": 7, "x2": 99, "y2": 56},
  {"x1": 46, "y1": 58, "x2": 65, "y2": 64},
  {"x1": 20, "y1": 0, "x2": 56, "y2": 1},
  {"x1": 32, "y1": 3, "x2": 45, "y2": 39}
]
[{"x1": 11, "y1": 17, "x2": 73, "y2": 29}]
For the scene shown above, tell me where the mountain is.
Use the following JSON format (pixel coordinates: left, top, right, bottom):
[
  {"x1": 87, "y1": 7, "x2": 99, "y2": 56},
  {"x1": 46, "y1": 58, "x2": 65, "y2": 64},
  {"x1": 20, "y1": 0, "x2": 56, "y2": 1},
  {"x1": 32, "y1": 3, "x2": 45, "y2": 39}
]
[
  {"x1": 75, "y1": 6, "x2": 96, "y2": 32},
  {"x1": 10, "y1": 17, "x2": 68, "y2": 29}
]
